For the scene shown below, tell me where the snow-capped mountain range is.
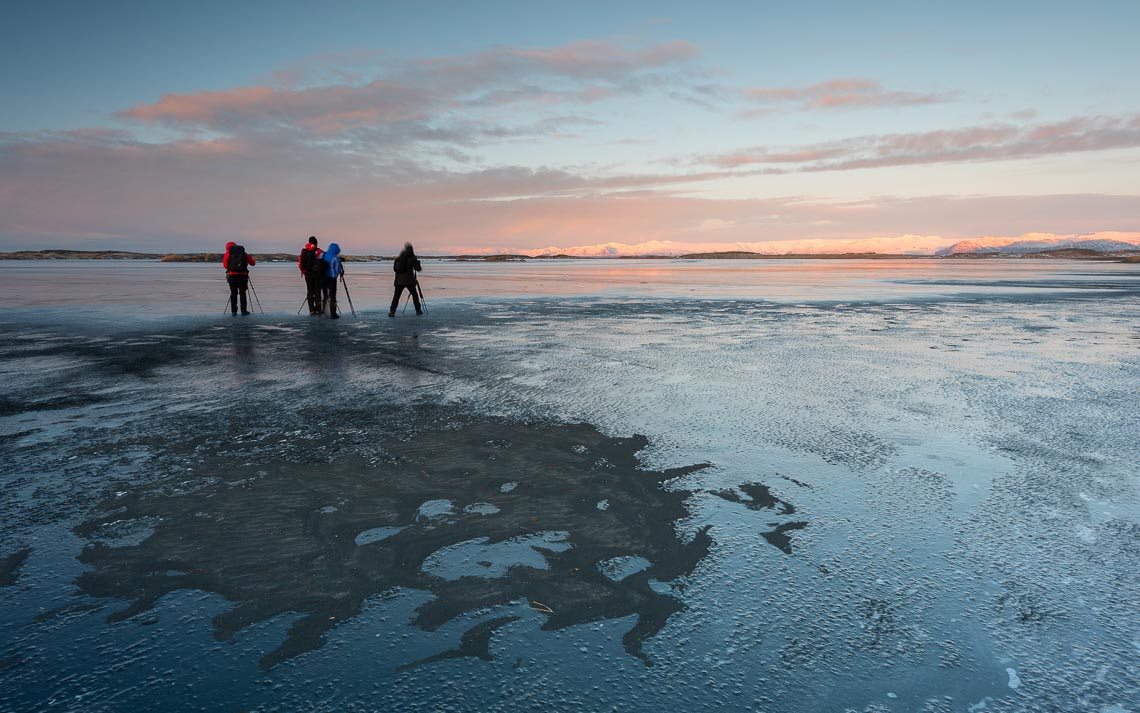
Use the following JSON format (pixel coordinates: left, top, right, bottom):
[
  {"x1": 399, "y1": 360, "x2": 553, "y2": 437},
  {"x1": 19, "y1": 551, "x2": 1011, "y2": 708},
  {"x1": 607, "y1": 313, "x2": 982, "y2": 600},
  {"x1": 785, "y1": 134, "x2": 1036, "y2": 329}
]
[
  {"x1": 934, "y1": 232, "x2": 1140, "y2": 255},
  {"x1": 519, "y1": 232, "x2": 1140, "y2": 257}
]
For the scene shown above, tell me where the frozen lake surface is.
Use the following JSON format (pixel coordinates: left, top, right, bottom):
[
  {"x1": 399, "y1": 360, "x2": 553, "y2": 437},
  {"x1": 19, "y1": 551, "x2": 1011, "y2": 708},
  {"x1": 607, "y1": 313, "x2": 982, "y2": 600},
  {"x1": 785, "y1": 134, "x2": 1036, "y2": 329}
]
[{"x1": 1, "y1": 259, "x2": 1138, "y2": 711}]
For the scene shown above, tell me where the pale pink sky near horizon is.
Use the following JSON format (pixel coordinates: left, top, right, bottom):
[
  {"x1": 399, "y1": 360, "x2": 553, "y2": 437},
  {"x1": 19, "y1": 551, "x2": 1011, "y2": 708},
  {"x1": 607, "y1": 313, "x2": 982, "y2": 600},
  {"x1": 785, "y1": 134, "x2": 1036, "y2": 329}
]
[{"x1": 2, "y1": 3, "x2": 1138, "y2": 254}]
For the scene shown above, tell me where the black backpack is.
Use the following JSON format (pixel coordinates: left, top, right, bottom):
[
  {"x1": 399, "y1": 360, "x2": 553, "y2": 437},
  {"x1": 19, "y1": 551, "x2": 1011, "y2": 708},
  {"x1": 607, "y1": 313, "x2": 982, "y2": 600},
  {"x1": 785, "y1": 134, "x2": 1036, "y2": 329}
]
[
  {"x1": 394, "y1": 253, "x2": 418, "y2": 274},
  {"x1": 300, "y1": 246, "x2": 318, "y2": 273},
  {"x1": 228, "y1": 245, "x2": 248, "y2": 272}
]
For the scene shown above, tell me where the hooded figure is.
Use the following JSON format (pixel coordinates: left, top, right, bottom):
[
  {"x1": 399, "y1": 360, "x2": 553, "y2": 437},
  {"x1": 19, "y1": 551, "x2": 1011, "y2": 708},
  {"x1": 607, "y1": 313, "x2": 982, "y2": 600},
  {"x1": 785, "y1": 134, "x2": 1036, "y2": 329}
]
[
  {"x1": 298, "y1": 236, "x2": 324, "y2": 315},
  {"x1": 222, "y1": 241, "x2": 256, "y2": 315},
  {"x1": 322, "y1": 242, "x2": 344, "y2": 319},
  {"x1": 389, "y1": 242, "x2": 422, "y2": 317}
]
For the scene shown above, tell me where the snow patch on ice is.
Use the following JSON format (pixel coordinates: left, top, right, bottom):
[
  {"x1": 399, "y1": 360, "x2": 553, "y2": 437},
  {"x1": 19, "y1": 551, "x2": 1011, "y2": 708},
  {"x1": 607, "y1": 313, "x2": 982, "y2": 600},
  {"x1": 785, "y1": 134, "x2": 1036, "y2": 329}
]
[
  {"x1": 421, "y1": 531, "x2": 571, "y2": 580},
  {"x1": 1006, "y1": 667, "x2": 1021, "y2": 689},
  {"x1": 354, "y1": 526, "x2": 406, "y2": 546},
  {"x1": 416, "y1": 499, "x2": 455, "y2": 520},
  {"x1": 597, "y1": 555, "x2": 650, "y2": 581}
]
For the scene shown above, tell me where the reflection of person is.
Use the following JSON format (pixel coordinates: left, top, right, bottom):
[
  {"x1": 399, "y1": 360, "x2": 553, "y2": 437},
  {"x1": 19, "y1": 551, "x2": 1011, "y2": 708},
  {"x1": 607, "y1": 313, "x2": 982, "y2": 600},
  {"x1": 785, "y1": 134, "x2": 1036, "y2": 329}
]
[
  {"x1": 322, "y1": 242, "x2": 344, "y2": 320},
  {"x1": 298, "y1": 236, "x2": 324, "y2": 315},
  {"x1": 389, "y1": 242, "x2": 422, "y2": 317},
  {"x1": 223, "y1": 241, "x2": 256, "y2": 315}
]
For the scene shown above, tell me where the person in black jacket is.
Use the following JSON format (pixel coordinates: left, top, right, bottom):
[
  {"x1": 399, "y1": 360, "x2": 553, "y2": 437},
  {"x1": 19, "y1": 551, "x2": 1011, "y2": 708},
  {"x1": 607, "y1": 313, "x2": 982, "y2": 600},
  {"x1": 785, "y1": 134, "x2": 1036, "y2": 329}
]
[
  {"x1": 298, "y1": 236, "x2": 324, "y2": 315},
  {"x1": 389, "y1": 242, "x2": 422, "y2": 317}
]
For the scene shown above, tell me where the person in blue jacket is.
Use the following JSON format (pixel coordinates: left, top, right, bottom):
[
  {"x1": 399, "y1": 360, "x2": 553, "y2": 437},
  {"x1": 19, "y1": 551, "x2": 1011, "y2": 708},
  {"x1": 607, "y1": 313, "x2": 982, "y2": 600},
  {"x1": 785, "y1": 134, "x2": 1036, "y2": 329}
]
[{"x1": 321, "y1": 243, "x2": 344, "y2": 319}]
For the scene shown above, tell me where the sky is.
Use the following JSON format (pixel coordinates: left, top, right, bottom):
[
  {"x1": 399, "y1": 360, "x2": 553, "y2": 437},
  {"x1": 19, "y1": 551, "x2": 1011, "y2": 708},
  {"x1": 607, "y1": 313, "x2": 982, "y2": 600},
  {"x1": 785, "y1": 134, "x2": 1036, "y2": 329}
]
[{"x1": 2, "y1": 0, "x2": 1138, "y2": 255}]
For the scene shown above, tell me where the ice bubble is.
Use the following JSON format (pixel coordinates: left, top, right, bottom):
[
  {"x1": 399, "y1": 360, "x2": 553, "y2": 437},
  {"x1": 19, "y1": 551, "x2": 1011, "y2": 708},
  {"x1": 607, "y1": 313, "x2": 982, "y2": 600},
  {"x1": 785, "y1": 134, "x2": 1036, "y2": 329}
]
[
  {"x1": 596, "y1": 499, "x2": 610, "y2": 511},
  {"x1": 500, "y1": 482, "x2": 518, "y2": 493}
]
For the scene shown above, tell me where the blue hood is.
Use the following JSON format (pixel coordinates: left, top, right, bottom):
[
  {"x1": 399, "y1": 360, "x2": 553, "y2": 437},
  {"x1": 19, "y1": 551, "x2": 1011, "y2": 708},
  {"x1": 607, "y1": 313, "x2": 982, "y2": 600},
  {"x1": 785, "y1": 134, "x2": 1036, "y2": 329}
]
[{"x1": 324, "y1": 243, "x2": 342, "y2": 277}]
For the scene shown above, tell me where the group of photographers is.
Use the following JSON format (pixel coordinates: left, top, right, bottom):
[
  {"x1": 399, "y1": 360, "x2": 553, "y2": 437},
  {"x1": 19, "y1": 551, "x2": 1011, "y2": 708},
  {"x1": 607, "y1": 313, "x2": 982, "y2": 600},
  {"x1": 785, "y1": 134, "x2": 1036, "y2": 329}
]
[{"x1": 222, "y1": 237, "x2": 422, "y2": 319}]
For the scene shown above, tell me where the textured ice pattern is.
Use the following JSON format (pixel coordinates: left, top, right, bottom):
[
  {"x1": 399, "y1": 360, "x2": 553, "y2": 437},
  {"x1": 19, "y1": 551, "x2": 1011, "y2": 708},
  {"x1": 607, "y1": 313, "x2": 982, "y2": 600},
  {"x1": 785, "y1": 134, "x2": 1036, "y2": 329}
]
[{"x1": 1, "y1": 262, "x2": 1138, "y2": 711}]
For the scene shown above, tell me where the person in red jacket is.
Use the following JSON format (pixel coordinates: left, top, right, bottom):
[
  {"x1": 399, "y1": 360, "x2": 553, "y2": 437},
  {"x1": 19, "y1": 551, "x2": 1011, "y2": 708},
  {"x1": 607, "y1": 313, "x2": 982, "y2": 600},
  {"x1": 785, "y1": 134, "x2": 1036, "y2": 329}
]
[
  {"x1": 223, "y1": 241, "x2": 256, "y2": 315},
  {"x1": 298, "y1": 236, "x2": 324, "y2": 315}
]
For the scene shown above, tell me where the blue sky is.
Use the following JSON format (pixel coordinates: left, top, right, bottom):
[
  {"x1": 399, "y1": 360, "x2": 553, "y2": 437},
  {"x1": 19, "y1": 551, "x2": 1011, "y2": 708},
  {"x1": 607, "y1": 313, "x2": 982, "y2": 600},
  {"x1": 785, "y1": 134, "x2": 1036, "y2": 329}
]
[{"x1": 2, "y1": 1, "x2": 1138, "y2": 253}]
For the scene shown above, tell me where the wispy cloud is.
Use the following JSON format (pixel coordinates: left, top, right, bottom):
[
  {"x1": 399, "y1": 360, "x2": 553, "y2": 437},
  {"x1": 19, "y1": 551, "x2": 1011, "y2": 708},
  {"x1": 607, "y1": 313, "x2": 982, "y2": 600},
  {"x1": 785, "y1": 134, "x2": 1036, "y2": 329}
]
[
  {"x1": 119, "y1": 39, "x2": 700, "y2": 142},
  {"x1": 706, "y1": 113, "x2": 1140, "y2": 170},
  {"x1": 739, "y1": 78, "x2": 954, "y2": 116}
]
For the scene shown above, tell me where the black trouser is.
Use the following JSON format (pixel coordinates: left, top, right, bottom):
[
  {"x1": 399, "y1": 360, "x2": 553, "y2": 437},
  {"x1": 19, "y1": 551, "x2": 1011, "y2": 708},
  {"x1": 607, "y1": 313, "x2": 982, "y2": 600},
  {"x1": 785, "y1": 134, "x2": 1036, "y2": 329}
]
[
  {"x1": 227, "y1": 274, "x2": 249, "y2": 313},
  {"x1": 390, "y1": 284, "x2": 421, "y2": 314},
  {"x1": 304, "y1": 272, "x2": 323, "y2": 313},
  {"x1": 323, "y1": 275, "x2": 338, "y2": 316}
]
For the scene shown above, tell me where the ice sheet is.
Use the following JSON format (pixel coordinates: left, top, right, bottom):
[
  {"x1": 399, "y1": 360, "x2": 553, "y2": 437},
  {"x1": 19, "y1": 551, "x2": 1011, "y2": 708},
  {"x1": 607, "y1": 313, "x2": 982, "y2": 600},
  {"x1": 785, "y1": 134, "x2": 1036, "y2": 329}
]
[{"x1": 1, "y1": 260, "x2": 1138, "y2": 711}]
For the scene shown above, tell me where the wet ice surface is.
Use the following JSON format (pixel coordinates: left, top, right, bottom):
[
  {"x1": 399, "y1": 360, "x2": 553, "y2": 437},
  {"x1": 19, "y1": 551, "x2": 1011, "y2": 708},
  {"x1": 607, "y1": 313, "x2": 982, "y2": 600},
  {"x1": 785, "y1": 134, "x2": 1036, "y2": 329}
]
[{"x1": 1, "y1": 260, "x2": 1138, "y2": 712}]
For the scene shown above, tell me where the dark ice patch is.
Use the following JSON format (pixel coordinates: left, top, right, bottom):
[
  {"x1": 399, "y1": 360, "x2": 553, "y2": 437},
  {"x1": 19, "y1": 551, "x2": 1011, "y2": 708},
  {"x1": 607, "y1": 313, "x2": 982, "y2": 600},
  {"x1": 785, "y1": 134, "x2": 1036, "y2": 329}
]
[
  {"x1": 73, "y1": 420, "x2": 712, "y2": 670},
  {"x1": 0, "y1": 547, "x2": 32, "y2": 586},
  {"x1": 760, "y1": 522, "x2": 808, "y2": 554},
  {"x1": 398, "y1": 615, "x2": 520, "y2": 670},
  {"x1": 715, "y1": 482, "x2": 796, "y2": 514}
]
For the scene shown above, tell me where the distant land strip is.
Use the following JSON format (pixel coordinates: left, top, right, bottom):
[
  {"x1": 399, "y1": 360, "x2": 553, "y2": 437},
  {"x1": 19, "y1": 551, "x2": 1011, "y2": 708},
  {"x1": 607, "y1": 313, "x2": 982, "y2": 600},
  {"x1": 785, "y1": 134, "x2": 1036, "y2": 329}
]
[
  {"x1": 0, "y1": 250, "x2": 523, "y2": 262},
  {"x1": 1, "y1": 249, "x2": 1138, "y2": 262}
]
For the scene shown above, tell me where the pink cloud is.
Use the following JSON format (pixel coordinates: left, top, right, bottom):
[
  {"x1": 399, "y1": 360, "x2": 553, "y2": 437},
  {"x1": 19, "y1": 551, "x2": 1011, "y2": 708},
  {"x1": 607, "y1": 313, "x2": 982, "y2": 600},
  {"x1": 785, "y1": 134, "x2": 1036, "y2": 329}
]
[
  {"x1": 741, "y1": 78, "x2": 953, "y2": 114},
  {"x1": 121, "y1": 81, "x2": 431, "y2": 130},
  {"x1": 119, "y1": 39, "x2": 699, "y2": 137}
]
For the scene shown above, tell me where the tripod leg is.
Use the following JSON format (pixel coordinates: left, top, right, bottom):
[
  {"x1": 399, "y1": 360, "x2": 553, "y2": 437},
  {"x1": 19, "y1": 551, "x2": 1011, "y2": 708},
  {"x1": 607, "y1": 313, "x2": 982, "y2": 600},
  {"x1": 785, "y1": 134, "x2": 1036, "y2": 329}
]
[{"x1": 248, "y1": 280, "x2": 264, "y2": 314}]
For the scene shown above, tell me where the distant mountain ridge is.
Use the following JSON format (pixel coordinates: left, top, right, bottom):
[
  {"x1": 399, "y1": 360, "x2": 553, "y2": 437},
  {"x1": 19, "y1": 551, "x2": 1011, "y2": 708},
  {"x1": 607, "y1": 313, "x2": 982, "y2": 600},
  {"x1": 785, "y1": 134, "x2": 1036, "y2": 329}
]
[{"x1": 936, "y1": 232, "x2": 1140, "y2": 255}]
